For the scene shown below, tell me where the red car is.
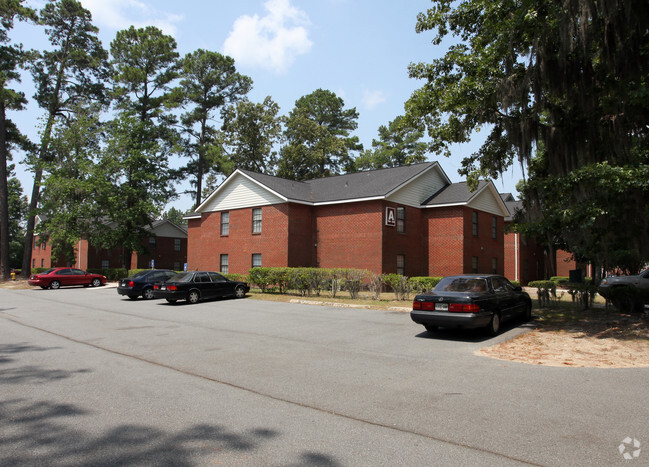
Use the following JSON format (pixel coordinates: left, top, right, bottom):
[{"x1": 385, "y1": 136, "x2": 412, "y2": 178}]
[{"x1": 28, "y1": 267, "x2": 107, "y2": 289}]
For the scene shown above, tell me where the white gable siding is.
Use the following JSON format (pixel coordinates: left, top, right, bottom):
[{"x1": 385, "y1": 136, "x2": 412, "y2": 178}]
[
  {"x1": 201, "y1": 175, "x2": 285, "y2": 212},
  {"x1": 150, "y1": 222, "x2": 186, "y2": 238},
  {"x1": 468, "y1": 188, "x2": 503, "y2": 215},
  {"x1": 386, "y1": 167, "x2": 447, "y2": 207}
]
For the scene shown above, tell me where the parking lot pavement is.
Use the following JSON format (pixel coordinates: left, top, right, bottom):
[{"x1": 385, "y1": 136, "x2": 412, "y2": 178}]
[{"x1": 1, "y1": 287, "x2": 647, "y2": 466}]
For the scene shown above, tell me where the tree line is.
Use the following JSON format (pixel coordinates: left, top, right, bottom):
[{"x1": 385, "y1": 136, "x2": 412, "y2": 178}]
[{"x1": 0, "y1": 0, "x2": 426, "y2": 278}]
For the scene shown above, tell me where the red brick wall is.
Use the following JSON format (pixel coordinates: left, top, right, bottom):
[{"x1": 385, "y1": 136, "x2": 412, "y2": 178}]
[
  {"x1": 187, "y1": 205, "x2": 290, "y2": 273},
  {"x1": 556, "y1": 249, "x2": 576, "y2": 277},
  {"x1": 503, "y1": 228, "x2": 545, "y2": 285},
  {"x1": 31, "y1": 235, "x2": 52, "y2": 269},
  {"x1": 463, "y1": 208, "x2": 504, "y2": 275},
  {"x1": 382, "y1": 203, "x2": 427, "y2": 276},
  {"x1": 135, "y1": 236, "x2": 187, "y2": 270},
  {"x1": 287, "y1": 204, "x2": 316, "y2": 267},
  {"x1": 315, "y1": 201, "x2": 383, "y2": 273},
  {"x1": 426, "y1": 206, "x2": 465, "y2": 276}
]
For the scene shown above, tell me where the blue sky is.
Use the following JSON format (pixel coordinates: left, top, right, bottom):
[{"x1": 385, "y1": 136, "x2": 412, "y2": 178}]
[{"x1": 10, "y1": 0, "x2": 523, "y2": 212}]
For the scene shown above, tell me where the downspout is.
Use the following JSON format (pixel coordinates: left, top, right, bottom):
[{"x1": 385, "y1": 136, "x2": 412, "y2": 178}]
[{"x1": 515, "y1": 233, "x2": 519, "y2": 282}]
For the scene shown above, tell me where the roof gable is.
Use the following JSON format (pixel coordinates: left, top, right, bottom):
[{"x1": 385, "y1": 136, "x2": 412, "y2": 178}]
[
  {"x1": 424, "y1": 181, "x2": 510, "y2": 216},
  {"x1": 197, "y1": 171, "x2": 288, "y2": 213},
  {"x1": 147, "y1": 220, "x2": 188, "y2": 238}
]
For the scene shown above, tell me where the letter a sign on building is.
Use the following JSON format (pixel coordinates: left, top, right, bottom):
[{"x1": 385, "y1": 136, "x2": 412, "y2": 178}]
[{"x1": 385, "y1": 207, "x2": 396, "y2": 227}]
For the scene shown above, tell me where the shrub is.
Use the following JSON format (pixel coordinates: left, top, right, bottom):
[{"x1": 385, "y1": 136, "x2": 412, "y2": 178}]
[
  {"x1": 248, "y1": 267, "x2": 275, "y2": 292},
  {"x1": 88, "y1": 268, "x2": 128, "y2": 281},
  {"x1": 383, "y1": 273, "x2": 413, "y2": 300},
  {"x1": 225, "y1": 273, "x2": 248, "y2": 283},
  {"x1": 367, "y1": 272, "x2": 384, "y2": 300},
  {"x1": 342, "y1": 268, "x2": 367, "y2": 299},
  {"x1": 410, "y1": 276, "x2": 443, "y2": 294}
]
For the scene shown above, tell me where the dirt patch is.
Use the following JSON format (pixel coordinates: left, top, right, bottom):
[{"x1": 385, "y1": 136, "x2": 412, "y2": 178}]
[{"x1": 477, "y1": 307, "x2": 649, "y2": 368}]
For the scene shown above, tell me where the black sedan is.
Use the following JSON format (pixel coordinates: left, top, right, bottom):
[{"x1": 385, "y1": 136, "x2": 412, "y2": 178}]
[
  {"x1": 152, "y1": 271, "x2": 250, "y2": 304},
  {"x1": 411, "y1": 274, "x2": 532, "y2": 335},
  {"x1": 117, "y1": 269, "x2": 177, "y2": 300}
]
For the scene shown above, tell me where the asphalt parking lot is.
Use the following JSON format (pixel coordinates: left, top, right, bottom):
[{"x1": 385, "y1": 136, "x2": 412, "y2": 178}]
[{"x1": 1, "y1": 285, "x2": 647, "y2": 465}]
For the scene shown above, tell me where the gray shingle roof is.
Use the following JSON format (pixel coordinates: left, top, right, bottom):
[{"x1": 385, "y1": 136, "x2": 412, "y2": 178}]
[
  {"x1": 423, "y1": 180, "x2": 491, "y2": 206},
  {"x1": 240, "y1": 162, "x2": 439, "y2": 203}
]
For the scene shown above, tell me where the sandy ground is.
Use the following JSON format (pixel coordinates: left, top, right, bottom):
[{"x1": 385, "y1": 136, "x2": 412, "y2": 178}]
[{"x1": 3, "y1": 279, "x2": 648, "y2": 368}]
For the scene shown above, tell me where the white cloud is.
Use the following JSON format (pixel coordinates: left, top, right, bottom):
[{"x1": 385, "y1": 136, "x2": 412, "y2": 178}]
[
  {"x1": 80, "y1": 0, "x2": 183, "y2": 36},
  {"x1": 362, "y1": 89, "x2": 387, "y2": 111},
  {"x1": 223, "y1": 0, "x2": 312, "y2": 75}
]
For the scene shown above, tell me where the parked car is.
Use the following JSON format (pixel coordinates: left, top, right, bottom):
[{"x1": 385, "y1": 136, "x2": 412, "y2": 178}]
[
  {"x1": 411, "y1": 274, "x2": 532, "y2": 335},
  {"x1": 598, "y1": 270, "x2": 649, "y2": 313},
  {"x1": 28, "y1": 267, "x2": 107, "y2": 289},
  {"x1": 117, "y1": 269, "x2": 177, "y2": 300},
  {"x1": 152, "y1": 271, "x2": 250, "y2": 304}
]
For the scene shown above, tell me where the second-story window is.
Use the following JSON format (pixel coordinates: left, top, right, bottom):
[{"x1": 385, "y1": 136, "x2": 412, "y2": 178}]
[
  {"x1": 174, "y1": 238, "x2": 181, "y2": 251},
  {"x1": 492, "y1": 216, "x2": 497, "y2": 239},
  {"x1": 221, "y1": 212, "x2": 229, "y2": 236},
  {"x1": 397, "y1": 207, "x2": 405, "y2": 233},
  {"x1": 149, "y1": 236, "x2": 156, "y2": 250},
  {"x1": 252, "y1": 208, "x2": 262, "y2": 234},
  {"x1": 472, "y1": 211, "x2": 479, "y2": 236}
]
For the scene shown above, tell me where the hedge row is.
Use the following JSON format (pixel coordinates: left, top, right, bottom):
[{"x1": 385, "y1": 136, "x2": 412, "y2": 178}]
[{"x1": 245, "y1": 267, "x2": 443, "y2": 300}]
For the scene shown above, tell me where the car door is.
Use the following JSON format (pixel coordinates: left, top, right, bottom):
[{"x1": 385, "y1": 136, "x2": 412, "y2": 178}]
[
  {"x1": 491, "y1": 276, "x2": 516, "y2": 320},
  {"x1": 208, "y1": 272, "x2": 231, "y2": 297},
  {"x1": 54, "y1": 268, "x2": 74, "y2": 286},
  {"x1": 71, "y1": 269, "x2": 88, "y2": 285},
  {"x1": 193, "y1": 272, "x2": 213, "y2": 298}
]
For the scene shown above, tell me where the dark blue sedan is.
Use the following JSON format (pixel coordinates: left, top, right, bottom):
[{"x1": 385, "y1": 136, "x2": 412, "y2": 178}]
[{"x1": 117, "y1": 269, "x2": 177, "y2": 300}]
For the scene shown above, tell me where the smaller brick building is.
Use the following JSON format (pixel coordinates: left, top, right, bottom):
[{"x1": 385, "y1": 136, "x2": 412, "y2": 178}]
[
  {"x1": 31, "y1": 219, "x2": 188, "y2": 271},
  {"x1": 186, "y1": 162, "x2": 512, "y2": 277}
]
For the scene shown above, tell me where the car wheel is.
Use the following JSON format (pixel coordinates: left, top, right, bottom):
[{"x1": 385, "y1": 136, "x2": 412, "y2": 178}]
[
  {"x1": 91, "y1": 278, "x2": 102, "y2": 287},
  {"x1": 424, "y1": 324, "x2": 438, "y2": 333},
  {"x1": 523, "y1": 303, "x2": 532, "y2": 322},
  {"x1": 234, "y1": 285, "x2": 246, "y2": 299},
  {"x1": 142, "y1": 288, "x2": 155, "y2": 300},
  {"x1": 187, "y1": 290, "x2": 200, "y2": 304},
  {"x1": 50, "y1": 280, "x2": 61, "y2": 290},
  {"x1": 487, "y1": 312, "x2": 501, "y2": 336},
  {"x1": 166, "y1": 298, "x2": 177, "y2": 304}
]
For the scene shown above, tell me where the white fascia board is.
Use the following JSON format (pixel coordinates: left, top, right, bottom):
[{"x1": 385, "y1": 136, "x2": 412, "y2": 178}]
[
  {"x1": 183, "y1": 213, "x2": 202, "y2": 220},
  {"x1": 195, "y1": 169, "x2": 289, "y2": 213},
  {"x1": 423, "y1": 202, "x2": 468, "y2": 209},
  {"x1": 313, "y1": 195, "x2": 386, "y2": 206}
]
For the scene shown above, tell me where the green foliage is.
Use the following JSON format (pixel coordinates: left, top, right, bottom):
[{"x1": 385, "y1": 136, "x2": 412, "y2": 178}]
[
  {"x1": 224, "y1": 273, "x2": 247, "y2": 283},
  {"x1": 87, "y1": 268, "x2": 127, "y2": 281},
  {"x1": 176, "y1": 49, "x2": 252, "y2": 208},
  {"x1": 278, "y1": 89, "x2": 362, "y2": 180},
  {"x1": 355, "y1": 116, "x2": 427, "y2": 170},
  {"x1": 222, "y1": 96, "x2": 283, "y2": 175},
  {"x1": 382, "y1": 273, "x2": 413, "y2": 301},
  {"x1": 410, "y1": 276, "x2": 443, "y2": 294},
  {"x1": 407, "y1": 0, "x2": 649, "y2": 274}
]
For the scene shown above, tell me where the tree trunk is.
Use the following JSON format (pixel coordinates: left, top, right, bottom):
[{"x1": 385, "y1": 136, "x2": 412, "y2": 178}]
[{"x1": 0, "y1": 101, "x2": 10, "y2": 279}]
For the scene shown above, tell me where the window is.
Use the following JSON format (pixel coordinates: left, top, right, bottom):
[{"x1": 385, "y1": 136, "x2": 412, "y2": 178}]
[
  {"x1": 472, "y1": 211, "x2": 479, "y2": 236},
  {"x1": 397, "y1": 207, "x2": 405, "y2": 233},
  {"x1": 472, "y1": 256, "x2": 479, "y2": 273},
  {"x1": 174, "y1": 238, "x2": 181, "y2": 252},
  {"x1": 40, "y1": 259, "x2": 44, "y2": 267},
  {"x1": 252, "y1": 208, "x2": 262, "y2": 234},
  {"x1": 149, "y1": 236, "x2": 156, "y2": 250},
  {"x1": 252, "y1": 253, "x2": 262, "y2": 268},
  {"x1": 492, "y1": 216, "x2": 497, "y2": 239},
  {"x1": 32, "y1": 259, "x2": 35, "y2": 267},
  {"x1": 101, "y1": 260, "x2": 109, "y2": 269},
  {"x1": 220, "y1": 254, "x2": 229, "y2": 274},
  {"x1": 221, "y1": 212, "x2": 229, "y2": 236},
  {"x1": 397, "y1": 255, "x2": 405, "y2": 275},
  {"x1": 492, "y1": 257, "x2": 498, "y2": 274},
  {"x1": 173, "y1": 262, "x2": 181, "y2": 271}
]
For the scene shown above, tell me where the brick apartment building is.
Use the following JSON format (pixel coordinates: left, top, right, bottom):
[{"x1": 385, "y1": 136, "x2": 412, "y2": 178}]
[
  {"x1": 185, "y1": 162, "x2": 511, "y2": 277},
  {"x1": 32, "y1": 219, "x2": 188, "y2": 271}
]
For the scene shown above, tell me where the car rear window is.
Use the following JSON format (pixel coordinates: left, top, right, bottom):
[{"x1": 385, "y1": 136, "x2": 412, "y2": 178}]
[
  {"x1": 435, "y1": 277, "x2": 488, "y2": 293},
  {"x1": 168, "y1": 272, "x2": 193, "y2": 282}
]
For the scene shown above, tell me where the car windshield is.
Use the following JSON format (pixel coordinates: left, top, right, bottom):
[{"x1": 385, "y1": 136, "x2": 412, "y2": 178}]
[
  {"x1": 168, "y1": 272, "x2": 193, "y2": 282},
  {"x1": 435, "y1": 277, "x2": 488, "y2": 293}
]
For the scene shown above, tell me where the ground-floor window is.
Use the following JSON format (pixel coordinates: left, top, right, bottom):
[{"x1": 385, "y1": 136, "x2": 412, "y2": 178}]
[
  {"x1": 101, "y1": 260, "x2": 109, "y2": 269},
  {"x1": 472, "y1": 256, "x2": 479, "y2": 273},
  {"x1": 397, "y1": 254, "x2": 405, "y2": 275},
  {"x1": 173, "y1": 262, "x2": 181, "y2": 271},
  {"x1": 492, "y1": 257, "x2": 497, "y2": 274},
  {"x1": 220, "y1": 254, "x2": 229, "y2": 274},
  {"x1": 252, "y1": 253, "x2": 262, "y2": 268}
]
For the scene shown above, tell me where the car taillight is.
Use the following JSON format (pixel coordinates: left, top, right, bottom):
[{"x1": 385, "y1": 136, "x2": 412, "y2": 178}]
[
  {"x1": 128, "y1": 281, "x2": 135, "y2": 287},
  {"x1": 412, "y1": 301, "x2": 435, "y2": 311},
  {"x1": 154, "y1": 284, "x2": 159, "y2": 290},
  {"x1": 167, "y1": 285, "x2": 177, "y2": 291},
  {"x1": 449, "y1": 303, "x2": 480, "y2": 313}
]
